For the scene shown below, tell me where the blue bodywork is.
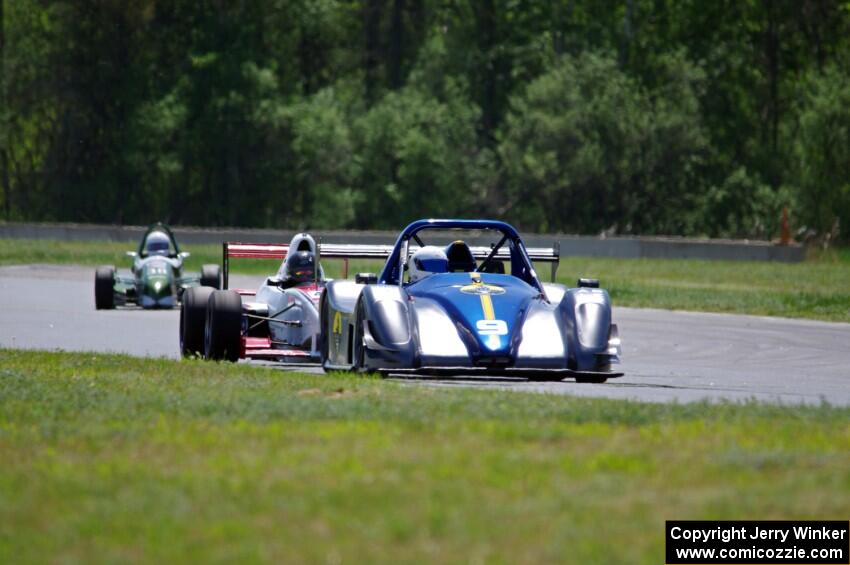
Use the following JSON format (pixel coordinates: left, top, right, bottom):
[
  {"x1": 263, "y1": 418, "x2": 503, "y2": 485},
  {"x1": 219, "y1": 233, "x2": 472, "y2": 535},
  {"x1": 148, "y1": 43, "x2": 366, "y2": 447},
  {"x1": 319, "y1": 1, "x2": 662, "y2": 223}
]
[
  {"x1": 322, "y1": 218, "x2": 622, "y2": 380},
  {"x1": 406, "y1": 272, "x2": 538, "y2": 358},
  {"x1": 379, "y1": 219, "x2": 543, "y2": 291}
]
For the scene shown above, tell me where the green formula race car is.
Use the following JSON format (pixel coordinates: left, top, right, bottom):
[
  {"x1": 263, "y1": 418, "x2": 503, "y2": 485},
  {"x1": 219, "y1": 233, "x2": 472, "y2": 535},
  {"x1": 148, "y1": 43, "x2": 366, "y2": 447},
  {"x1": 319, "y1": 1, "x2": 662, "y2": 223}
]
[{"x1": 94, "y1": 223, "x2": 221, "y2": 309}]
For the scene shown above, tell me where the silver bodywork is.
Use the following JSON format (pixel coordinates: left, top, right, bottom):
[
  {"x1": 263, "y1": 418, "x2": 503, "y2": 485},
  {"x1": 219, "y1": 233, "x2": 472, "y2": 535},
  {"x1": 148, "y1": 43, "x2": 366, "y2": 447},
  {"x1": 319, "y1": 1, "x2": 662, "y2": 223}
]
[
  {"x1": 322, "y1": 280, "x2": 370, "y2": 368},
  {"x1": 246, "y1": 281, "x2": 323, "y2": 357},
  {"x1": 234, "y1": 232, "x2": 325, "y2": 360}
]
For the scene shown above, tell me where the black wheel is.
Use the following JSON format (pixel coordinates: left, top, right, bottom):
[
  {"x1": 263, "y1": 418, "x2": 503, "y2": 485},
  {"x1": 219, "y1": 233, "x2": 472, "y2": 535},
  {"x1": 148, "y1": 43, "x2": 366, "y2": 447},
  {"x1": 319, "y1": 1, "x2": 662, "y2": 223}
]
[
  {"x1": 575, "y1": 374, "x2": 608, "y2": 384},
  {"x1": 181, "y1": 286, "x2": 214, "y2": 357},
  {"x1": 200, "y1": 264, "x2": 221, "y2": 289},
  {"x1": 94, "y1": 266, "x2": 115, "y2": 310},
  {"x1": 204, "y1": 290, "x2": 243, "y2": 362}
]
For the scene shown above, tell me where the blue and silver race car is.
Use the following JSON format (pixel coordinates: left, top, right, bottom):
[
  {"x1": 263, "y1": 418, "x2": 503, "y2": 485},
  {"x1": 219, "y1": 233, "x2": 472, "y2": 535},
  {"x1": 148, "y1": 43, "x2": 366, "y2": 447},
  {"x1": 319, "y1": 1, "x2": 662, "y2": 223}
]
[{"x1": 320, "y1": 219, "x2": 622, "y2": 382}]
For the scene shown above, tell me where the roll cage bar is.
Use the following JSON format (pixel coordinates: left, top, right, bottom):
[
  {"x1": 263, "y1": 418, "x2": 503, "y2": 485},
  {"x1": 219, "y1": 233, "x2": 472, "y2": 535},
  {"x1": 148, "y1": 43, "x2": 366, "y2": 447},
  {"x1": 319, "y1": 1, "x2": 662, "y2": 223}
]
[
  {"x1": 378, "y1": 219, "x2": 557, "y2": 292},
  {"x1": 137, "y1": 222, "x2": 181, "y2": 257}
]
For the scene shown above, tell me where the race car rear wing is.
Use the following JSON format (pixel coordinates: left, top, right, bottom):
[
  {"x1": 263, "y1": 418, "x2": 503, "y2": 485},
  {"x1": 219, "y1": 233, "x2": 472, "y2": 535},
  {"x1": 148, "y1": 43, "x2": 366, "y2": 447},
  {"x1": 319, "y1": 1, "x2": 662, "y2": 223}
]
[
  {"x1": 222, "y1": 243, "x2": 286, "y2": 289},
  {"x1": 513, "y1": 242, "x2": 561, "y2": 282},
  {"x1": 222, "y1": 242, "x2": 397, "y2": 289},
  {"x1": 222, "y1": 240, "x2": 561, "y2": 289}
]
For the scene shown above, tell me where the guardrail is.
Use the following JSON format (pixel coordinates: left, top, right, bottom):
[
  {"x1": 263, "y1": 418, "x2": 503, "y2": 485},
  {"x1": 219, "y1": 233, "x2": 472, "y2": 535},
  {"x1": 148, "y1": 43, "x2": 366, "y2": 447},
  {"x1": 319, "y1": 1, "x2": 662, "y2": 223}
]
[{"x1": 0, "y1": 221, "x2": 806, "y2": 262}]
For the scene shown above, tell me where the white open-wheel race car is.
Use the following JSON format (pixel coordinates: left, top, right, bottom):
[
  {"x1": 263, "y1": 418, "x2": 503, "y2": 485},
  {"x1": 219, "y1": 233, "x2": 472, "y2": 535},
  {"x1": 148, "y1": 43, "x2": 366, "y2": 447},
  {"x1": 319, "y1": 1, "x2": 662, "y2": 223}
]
[{"x1": 179, "y1": 233, "x2": 393, "y2": 362}]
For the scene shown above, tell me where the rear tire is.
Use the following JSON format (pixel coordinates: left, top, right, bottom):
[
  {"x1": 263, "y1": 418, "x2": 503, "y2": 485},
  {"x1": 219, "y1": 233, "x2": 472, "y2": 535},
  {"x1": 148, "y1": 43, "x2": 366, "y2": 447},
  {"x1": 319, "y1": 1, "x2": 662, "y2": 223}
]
[
  {"x1": 201, "y1": 264, "x2": 221, "y2": 289},
  {"x1": 181, "y1": 286, "x2": 214, "y2": 357},
  {"x1": 94, "y1": 267, "x2": 115, "y2": 310},
  {"x1": 204, "y1": 290, "x2": 242, "y2": 362}
]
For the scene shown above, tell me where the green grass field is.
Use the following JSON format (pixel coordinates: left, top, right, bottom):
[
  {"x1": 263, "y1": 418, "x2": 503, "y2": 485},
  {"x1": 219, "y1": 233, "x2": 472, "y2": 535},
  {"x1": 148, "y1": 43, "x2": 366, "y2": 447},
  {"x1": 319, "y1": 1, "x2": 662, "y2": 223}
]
[
  {"x1": 2, "y1": 237, "x2": 849, "y2": 321},
  {"x1": 1, "y1": 350, "x2": 848, "y2": 563}
]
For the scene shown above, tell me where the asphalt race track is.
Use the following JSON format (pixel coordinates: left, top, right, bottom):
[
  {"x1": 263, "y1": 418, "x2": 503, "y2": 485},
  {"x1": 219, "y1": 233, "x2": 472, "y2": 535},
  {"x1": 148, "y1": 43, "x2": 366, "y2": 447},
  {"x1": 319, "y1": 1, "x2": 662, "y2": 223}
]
[{"x1": 1, "y1": 264, "x2": 848, "y2": 405}]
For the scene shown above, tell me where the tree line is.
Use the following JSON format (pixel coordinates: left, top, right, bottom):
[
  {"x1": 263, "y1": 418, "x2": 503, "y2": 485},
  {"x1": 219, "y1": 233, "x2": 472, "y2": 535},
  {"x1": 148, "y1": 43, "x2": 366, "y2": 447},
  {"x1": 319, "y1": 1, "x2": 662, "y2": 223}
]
[{"x1": 1, "y1": 0, "x2": 849, "y2": 240}]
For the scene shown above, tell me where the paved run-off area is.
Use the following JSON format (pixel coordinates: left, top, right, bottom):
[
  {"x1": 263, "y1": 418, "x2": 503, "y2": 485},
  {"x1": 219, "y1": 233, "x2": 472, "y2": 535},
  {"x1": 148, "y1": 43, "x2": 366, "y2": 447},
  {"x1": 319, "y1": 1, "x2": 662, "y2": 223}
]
[{"x1": 1, "y1": 264, "x2": 848, "y2": 405}]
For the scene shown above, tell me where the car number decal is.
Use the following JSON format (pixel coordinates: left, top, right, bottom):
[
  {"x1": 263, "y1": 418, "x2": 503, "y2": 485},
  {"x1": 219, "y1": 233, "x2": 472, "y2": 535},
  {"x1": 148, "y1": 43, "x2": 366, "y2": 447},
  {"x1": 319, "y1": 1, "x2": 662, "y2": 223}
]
[{"x1": 476, "y1": 319, "x2": 508, "y2": 335}]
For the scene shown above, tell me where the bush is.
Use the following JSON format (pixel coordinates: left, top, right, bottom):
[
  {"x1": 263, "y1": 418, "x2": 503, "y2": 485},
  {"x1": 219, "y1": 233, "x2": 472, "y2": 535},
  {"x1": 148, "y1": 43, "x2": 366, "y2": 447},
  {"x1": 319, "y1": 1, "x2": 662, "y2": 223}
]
[
  {"x1": 498, "y1": 51, "x2": 708, "y2": 235},
  {"x1": 697, "y1": 168, "x2": 792, "y2": 239},
  {"x1": 279, "y1": 88, "x2": 360, "y2": 229},
  {"x1": 792, "y1": 64, "x2": 850, "y2": 241},
  {"x1": 352, "y1": 78, "x2": 491, "y2": 228}
]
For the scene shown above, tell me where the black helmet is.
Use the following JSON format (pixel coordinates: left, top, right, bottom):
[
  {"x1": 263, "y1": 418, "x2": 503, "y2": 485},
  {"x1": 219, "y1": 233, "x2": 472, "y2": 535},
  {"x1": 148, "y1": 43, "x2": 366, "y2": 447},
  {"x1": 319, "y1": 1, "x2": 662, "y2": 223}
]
[
  {"x1": 283, "y1": 250, "x2": 316, "y2": 283},
  {"x1": 445, "y1": 240, "x2": 476, "y2": 272}
]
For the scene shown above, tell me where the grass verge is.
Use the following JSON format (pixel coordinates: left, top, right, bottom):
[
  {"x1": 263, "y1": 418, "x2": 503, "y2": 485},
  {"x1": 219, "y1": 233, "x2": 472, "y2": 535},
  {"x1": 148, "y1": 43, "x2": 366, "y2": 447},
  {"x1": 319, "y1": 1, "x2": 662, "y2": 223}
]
[
  {"x1": 1, "y1": 349, "x2": 848, "y2": 563},
  {"x1": 2, "y1": 238, "x2": 850, "y2": 321}
]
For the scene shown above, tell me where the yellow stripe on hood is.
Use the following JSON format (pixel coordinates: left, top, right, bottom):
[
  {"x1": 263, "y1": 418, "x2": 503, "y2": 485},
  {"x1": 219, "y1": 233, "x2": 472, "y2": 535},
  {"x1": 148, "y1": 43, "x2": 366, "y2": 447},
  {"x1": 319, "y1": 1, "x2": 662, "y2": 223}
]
[{"x1": 469, "y1": 272, "x2": 495, "y2": 320}]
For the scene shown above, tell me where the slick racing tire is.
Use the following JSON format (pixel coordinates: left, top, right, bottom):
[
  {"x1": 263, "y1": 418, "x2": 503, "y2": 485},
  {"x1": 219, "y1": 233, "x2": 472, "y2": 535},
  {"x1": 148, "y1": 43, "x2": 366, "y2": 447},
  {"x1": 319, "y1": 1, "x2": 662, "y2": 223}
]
[
  {"x1": 94, "y1": 266, "x2": 116, "y2": 310},
  {"x1": 200, "y1": 264, "x2": 221, "y2": 289},
  {"x1": 574, "y1": 374, "x2": 608, "y2": 384},
  {"x1": 204, "y1": 290, "x2": 242, "y2": 362},
  {"x1": 181, "y1": 286, "x2": 214, "y2": 357}
]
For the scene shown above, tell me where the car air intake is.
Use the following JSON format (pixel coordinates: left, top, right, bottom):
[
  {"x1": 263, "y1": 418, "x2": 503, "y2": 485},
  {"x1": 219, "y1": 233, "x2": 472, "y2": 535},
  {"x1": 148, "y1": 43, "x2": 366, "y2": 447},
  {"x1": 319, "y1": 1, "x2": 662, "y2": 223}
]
[{"x1": 474, "y1": 356, "x2": 513, "y2": 368}]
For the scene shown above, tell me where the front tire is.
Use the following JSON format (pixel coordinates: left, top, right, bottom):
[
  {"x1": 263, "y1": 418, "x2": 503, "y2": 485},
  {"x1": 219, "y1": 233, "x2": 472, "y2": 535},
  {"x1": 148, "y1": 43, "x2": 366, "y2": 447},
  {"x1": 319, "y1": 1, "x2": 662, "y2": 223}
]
[
  {"x1": 200, "y1": 264, "x2": 221, "y2": 289},
  {"x1": 94, "y1": 266, "x2": 115, "y2": 310},
  {"x1": 181, "y1": 286, "x2": 214, "y2": 357},
  {"x1": 204, "y1": 290, "x2": 242, "y2": 362},
  {"x1": 575, "y1": 374, "x2": 608, "y2": 384}
]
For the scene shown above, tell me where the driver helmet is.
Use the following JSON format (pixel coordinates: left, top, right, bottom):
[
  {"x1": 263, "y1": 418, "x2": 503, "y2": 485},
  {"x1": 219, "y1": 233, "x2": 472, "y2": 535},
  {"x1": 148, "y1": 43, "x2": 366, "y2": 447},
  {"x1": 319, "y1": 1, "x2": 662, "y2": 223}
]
[
  {"x1": 145, "y1": 231, "x2": 171, "y2": 256},
  {"x1": 444, "y1": 240, "x2": 476, "y2": 272},
  {"x1": 409, "y1": 246, "x2": 449, "y2": 283},
  {"x1": 281, "y1": 250, "x2": 316, "y2": 283}
]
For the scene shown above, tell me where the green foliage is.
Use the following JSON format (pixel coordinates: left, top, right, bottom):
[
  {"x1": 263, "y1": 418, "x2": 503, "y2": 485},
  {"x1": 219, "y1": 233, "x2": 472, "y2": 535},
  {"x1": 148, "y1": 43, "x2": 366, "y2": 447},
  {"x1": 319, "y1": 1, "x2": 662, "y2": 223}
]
[
  {"x1": 278, "y1": 88, "x2": 360, "y2": 229},
  {"x1": 1, "y1": 1, "x2": 850, "y2": 238},
  {"x1": 499, "y1": 51, "x2": 708, "y2": 234},
  {"x1": 793, "y1": 63, "x2": 850, "y2": 237},
  {"x1": 499, "y1": 52, "x2": 643, "y2": 233},
  {"x1": 698, "y1": 168, "x2": 793, "y2": 239},
  {"x1": 353, "y1": 74, "x2": 491, "y2": 228}
]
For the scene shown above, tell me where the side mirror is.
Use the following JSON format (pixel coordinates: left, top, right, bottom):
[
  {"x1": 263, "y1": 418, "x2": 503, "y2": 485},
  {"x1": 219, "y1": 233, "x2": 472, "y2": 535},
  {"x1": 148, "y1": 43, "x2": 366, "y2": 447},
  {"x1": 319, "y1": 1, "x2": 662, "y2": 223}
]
[
  {"x1": 577, "y1": 278, "x2": 599, "y2": 288},
  {"x1": 126, "y1": 251, "x2": 137, "y2": 258},
  {"x1": 179, "y1": 251, "x2": 191, "y2": 259},
  {"x1": 355, "y1": 272, "x2": 378, "y2": 285}
]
